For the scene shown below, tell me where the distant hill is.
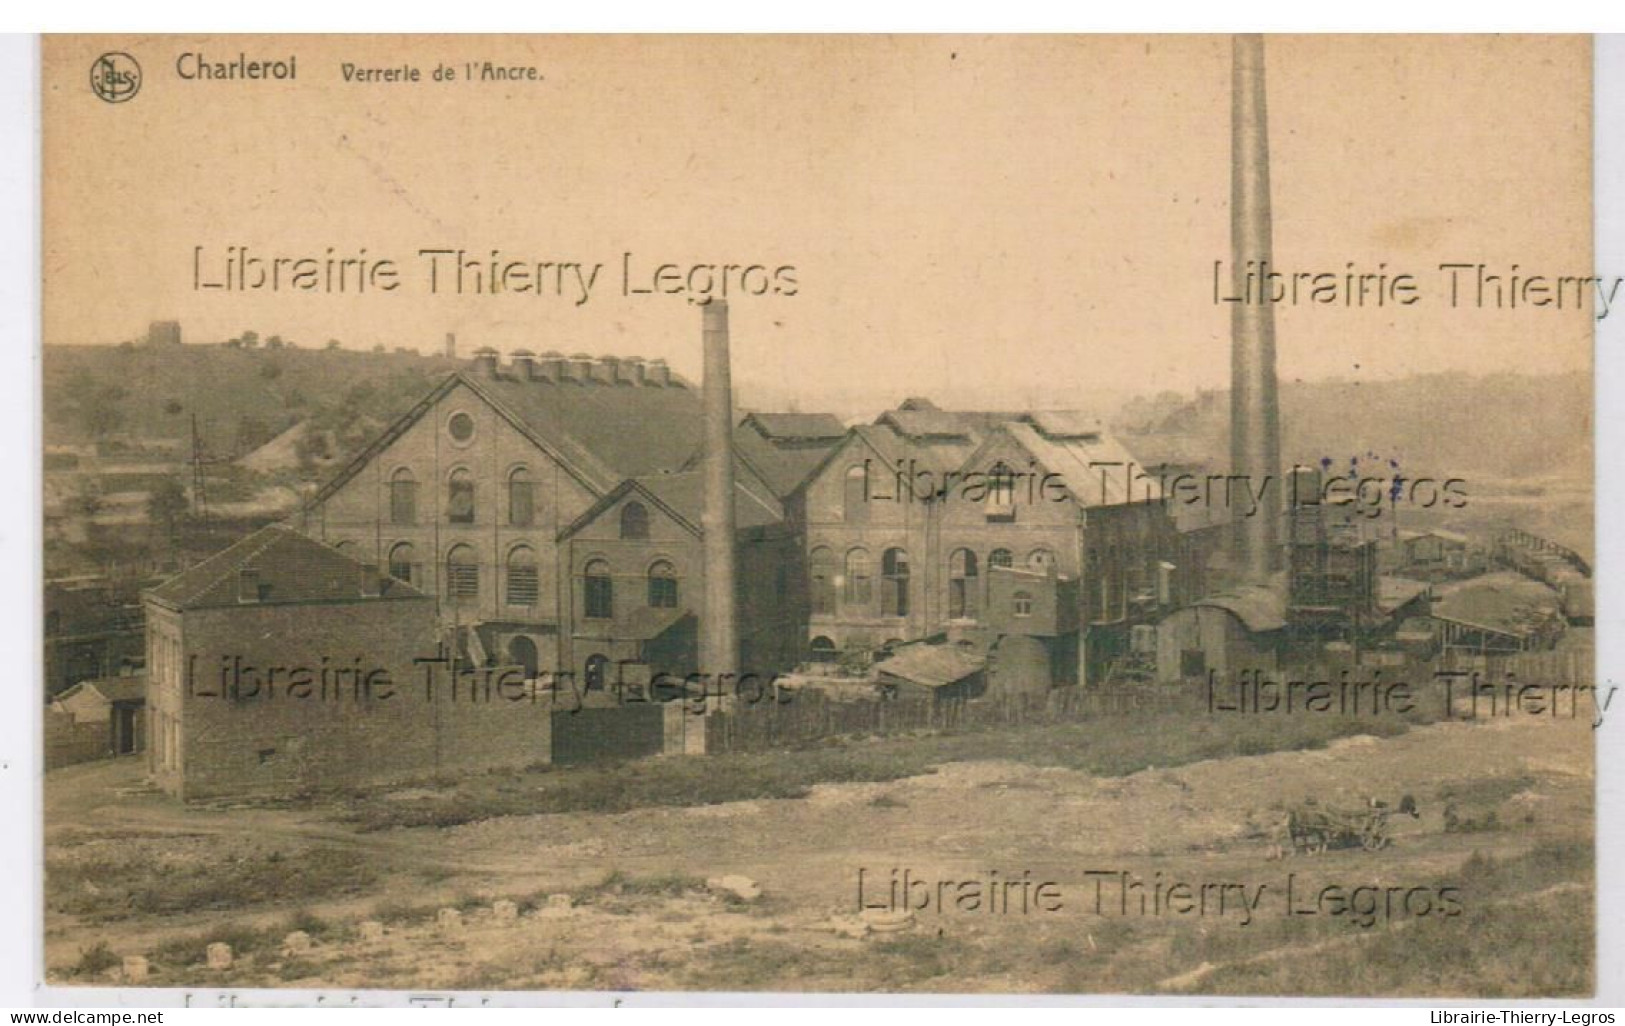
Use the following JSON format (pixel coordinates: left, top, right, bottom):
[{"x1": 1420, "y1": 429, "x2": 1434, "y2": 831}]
[
  {"x1": 43, "y1": 342, "x2": 461, "y2": 472},
  {"x1": 45, "y1": 342, "x2": 1591, "y2": 492},
  {"x1": 1116, "y1": 371, "x2": 1592, "y2": 483}
]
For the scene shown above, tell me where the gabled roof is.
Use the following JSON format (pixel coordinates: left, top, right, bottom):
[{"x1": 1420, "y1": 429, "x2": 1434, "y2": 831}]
[
  {"x1": 1022, "y1": 410, "x2": 1103, "y2": 440},
  {"x1": 788, "y1": 423, "x2": 915, "y2": 500},
  {"x1": 1399, "y1": 528, "x2": 1470, "y2": 546},
  {"x1": 308, "y1": 363, "x2": 705, "y2": 508},
  {"x1": 145, "y1": 524, "x2": 425, "y2": 610},
  {"x1": 470, "y1": 370, "x2": 701, "y2": 490},
  {"x1": 876, "y1": 409, "x2": 974, "y2": 441},
  {"x1": 956, "y1": 421, "x2": 1163, "y2": 508},
  {"x1": 740, "y1": 412, "x2": 846, "y2": 442},
  {"x1": 557, "y1": 466, "x2": 784, "y2": 542},
  {"x1": 59, "y1": 676, "x2": 147, "y2": 705},
  {"x1": 732, "y1": 427, "x2": 845, "y2": 497}
]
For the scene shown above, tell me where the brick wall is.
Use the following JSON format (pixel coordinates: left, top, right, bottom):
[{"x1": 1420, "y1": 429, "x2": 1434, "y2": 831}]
[
  {"x1": 154, "y1": 595, "x2": 555, "y2": 800},
  {"x1": 44, "y1": 707, "x2": 111, "y2": 769},
  {"x1": 304, "y1": 378, "x2": 597, "y2": 629}
]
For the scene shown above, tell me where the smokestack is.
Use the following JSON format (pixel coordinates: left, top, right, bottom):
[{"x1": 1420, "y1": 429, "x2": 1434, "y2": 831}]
[
  {"x1": 700, "y1": 302, "x2": 739, "y2": 678},
  {"x1": 444, "y1": 332, "x2": 457, "y2": 359},
  {"x1": 1230, "y1": 34, "x2": 1282, "y2": 583}
]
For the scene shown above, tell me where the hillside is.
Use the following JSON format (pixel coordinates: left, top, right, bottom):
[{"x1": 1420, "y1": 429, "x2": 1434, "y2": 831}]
[
  {"x1": 43, "y1": 342, "x2": 461, "y2": 466},
  {"x1": 45, "y1": 343, "x2": 1592, "y2": 492},
  {"x1": 1116, "y1": 371, "x2": 1593, "y2": 482}
]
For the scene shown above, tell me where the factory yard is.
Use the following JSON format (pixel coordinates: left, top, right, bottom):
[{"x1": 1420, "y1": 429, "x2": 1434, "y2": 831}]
[{"x1": 45, "y1": 707, "x2": 1594, "y2": 997}]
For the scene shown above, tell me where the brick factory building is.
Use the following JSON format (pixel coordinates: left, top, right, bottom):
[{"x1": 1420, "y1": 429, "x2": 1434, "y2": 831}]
[{"x1": 143, "y1": 524, "x2": 553, "y2": 800}]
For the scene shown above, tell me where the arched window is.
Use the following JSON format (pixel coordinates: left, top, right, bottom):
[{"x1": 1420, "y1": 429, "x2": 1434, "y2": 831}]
[
  {"x1": 648, "y1": 559, "x2": 678, "y2": 608},
  {"x1": 447, "y1": 468, "x2": 475, "y2": 524},
  {"x1": 842, "y1": 465, "x2": 869, "y2": 523},
  {"x1": 389, "y1": 468, "x2": 417, "y2": 525},
  {"x1": 989, "y1": 548, "x2": 1014, "y2": 570},
  {"x1": 508, "y1": 467, "x2": 534, "y2": 527},
  {"x1": 949, "y1": 548, "x2": 979, "y2": 619},
  {"x1": 508, "y1": 636, "x2": 538, "y2": 680},
  {"x1": 881, "y1": 548, "x2": 910, "y2": 617},
  {"x1": 621, "y1": 501, "x2": 650, "y2": 540},
  {"x1": 844, "y1": 548, "x2": 872, "y2": 609},
  {"x1": 1028, "y1": 548, "x2": 1056, "y2": 571},
  {"x1": 986, "y1": 461, "x2": 1017, "y2": 522},
  {"x1": 584, "y1": 559, "x2": 613, "y2": 619},
  {"x1": 809, "y1": 636, "x2": 838, "y2": 663},
  {"x1": 387, "y1": 542, "x2": 415, "y2": 584},
  {"x1": 506, "y1": 546, "x2": 539, "y2": 607},
  {"x1": 1013, "y1": 591, "x2": 1034, "y2": 618},
  {"x1": 446, "y1": 544, "x2": 479, "y2": 600},
  {"x1": 584, "y1": 654, "x2": 610, "y2": 692},
  {"x1": 810, "y1": 547, "x2": 837, "y2": 616}
]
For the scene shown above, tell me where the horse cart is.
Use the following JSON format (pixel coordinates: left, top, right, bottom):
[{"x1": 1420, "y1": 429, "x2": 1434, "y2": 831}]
[{"x1": 1284, "y1": 796, "x2": 1417, "y2": 855}]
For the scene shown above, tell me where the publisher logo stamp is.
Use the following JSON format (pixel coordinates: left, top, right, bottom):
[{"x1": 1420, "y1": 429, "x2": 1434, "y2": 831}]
[{"x1": 90, "y1": 52, "x2": 141, "y2": 104}]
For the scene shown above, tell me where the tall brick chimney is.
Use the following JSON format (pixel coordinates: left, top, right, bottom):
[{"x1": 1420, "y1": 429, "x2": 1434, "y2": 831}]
[
  {"x1": 700, "y1": 302, "x2": 739, "y2": 678},
  {"x1": 1230, "y1": 34, "x2": 1282, "y2": 583}
]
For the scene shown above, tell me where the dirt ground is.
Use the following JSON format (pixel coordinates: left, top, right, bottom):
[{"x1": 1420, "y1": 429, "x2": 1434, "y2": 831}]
[{"x1": 43, "y1": 711, "x2": 1595, "y2": 996}]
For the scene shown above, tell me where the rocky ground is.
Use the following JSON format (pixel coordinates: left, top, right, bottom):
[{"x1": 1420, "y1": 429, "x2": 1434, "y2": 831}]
[{"x1": 44, "y1": 711, "x2": 1595, "y2": 997}]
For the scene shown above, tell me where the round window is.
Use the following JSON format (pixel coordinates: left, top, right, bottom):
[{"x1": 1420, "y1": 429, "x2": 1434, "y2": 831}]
[{"x1": 448, "y1": 412, "x2": 475, "y2": 443}]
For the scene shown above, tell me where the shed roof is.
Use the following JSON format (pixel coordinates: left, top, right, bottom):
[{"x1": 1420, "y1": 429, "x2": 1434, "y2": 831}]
[
  {"x1": 876, "y1": 643, "x2": 986, "y2": 689},
  {"x1": 1431, "y1": 573, "x2": 1562, "y2": 637},
  {"x1": 1377, "y1": 576, "x2": 1431, "y2": 616}
]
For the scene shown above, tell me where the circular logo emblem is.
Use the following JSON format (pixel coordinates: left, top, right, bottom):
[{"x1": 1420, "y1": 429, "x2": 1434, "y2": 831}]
[{"x1": 90, "y1": 52, "x2": 141, "y2": 104}]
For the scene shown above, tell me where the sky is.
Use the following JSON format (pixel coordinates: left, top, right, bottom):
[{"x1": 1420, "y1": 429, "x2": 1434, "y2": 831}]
[{"x1": 43, "y1": 35, "x2": 1594, "y2": 409}]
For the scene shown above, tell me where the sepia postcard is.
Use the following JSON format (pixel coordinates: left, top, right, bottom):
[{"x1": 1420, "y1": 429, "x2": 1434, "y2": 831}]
[{"x1": 39, "y1": 34, "x2": 1602, "y2": 1000}]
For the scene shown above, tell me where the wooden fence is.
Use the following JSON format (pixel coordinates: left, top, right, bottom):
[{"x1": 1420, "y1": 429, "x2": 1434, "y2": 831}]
[
  {"x1": 703, "y1": 686, "x2": 1194, "y2": 754},
  {"x1": 1488, "y1": 646, "x2": 1597, "y2": 687}
]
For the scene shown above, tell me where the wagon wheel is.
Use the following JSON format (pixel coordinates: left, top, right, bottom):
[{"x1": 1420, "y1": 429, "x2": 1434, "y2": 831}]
[{"x1": 1361, "y1": 823, "x2": 1388, "y2": 850}]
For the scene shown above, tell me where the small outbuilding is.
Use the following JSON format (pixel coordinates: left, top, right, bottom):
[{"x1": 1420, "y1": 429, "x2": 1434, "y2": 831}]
[
  {"x1": 875, "y1": 641, "x2": 987, "y2": 702},
  {"x1": 1155, "y1": 584, "x2": 1286, "y2": 683}
]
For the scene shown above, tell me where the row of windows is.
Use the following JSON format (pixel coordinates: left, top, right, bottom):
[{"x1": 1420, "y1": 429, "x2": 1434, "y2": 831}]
[
  {"x1": 344, "y1": 534, "x2": 1056, "y2": 619},
  {"x1": 354, "y1": 540, "x2": 678, "y2": 615},
  {"x1": 838, "y1": 463, "x2": 1026, "y2": 523},
  {"x1": 583, "y1": 558, "x2": 677, "y2": 619},
  {"x1": 808, "y1": 545, "x2": 1055, "y2": 619},
  {"x1": 387, "y1": 469, "x2": 656, "y2": 539}
]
